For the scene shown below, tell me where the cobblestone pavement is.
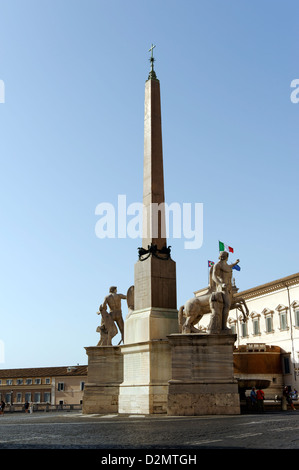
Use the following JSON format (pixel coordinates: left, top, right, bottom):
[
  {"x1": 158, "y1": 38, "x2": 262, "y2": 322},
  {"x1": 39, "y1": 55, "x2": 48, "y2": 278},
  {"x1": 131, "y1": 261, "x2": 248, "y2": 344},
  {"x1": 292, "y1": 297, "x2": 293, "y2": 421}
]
[{"x1": 0, "y1": 410, "x2": 298, "y2": 452}]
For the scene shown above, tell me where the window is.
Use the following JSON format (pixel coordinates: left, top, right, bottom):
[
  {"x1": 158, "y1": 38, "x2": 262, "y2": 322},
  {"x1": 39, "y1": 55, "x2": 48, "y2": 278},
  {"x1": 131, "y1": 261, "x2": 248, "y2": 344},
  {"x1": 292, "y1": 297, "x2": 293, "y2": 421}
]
[
  {"x1": 276, "y1": 305, "x2": 289, "y2": 331},
  {"x1": 44, "y1": 392, "x2": 51, "y2": 403},
  {"x1": 45, "y1": 378, "x2": 51, "y2": 384},
  {"x1": 26, "y1": 379, "x2": 32, "y2": 385},
  {"x1": 6, "y1": 379, "x2": 13, "y2": 385},
  {"x1": 251, "y1": 312, "x2": 260, "y2": 336},
  {"x1": 262, "y1": 308, "x2": 274, "y2": 334},
  {"x1": 291, "y1": 302, "x2": 299, "y2": 327},
  {"x1": 57, "y1": 382, "x2": 64, "y2": 391},
  {"x1": 266, "y1": 316, "x2": 273, "y2": 333},
  {"x1": 25, "y1": 392, "x2": 31, "y2": 402},
  {"x1": 253, "y1": 318, "x2": 260, "y2": 335},
  {"x1": 34, "y1": 378, "x2": 41, "y2": 385},
  {"x1": 16, "y1": 379, "x2": 23, "y2": 385},
  {"x1": 34, "y1": 393, "x2": 41, "y2": 403},
  {"x1": 241, "y1": 322, "x2": 248, "y2": 338},
  {"x1": 228, "y1": 319, "x2": 236, "y2": 335},
  {"x1": 16, "y1": 393, "x2": 22, "y2": 403},
  {"x1": 280, "y1": 312, "x2": 288, "y2": 330},
  {"x1": 5, "y1": 393, "x2": 11, "y2": 403},
  {"x1": 80, "y1": 382, "x2": 85, "y2": 391}
]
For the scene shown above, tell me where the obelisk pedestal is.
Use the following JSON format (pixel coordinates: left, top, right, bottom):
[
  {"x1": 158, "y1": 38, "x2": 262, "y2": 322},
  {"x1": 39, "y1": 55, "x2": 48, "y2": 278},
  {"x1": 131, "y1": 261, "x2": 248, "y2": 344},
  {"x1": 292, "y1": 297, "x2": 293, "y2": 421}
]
[
  {"x1": 124, "y1": 255, "x2": 177, "y2": 344},
  {"x1": 119, "y1": 257, "x2": 178, "y2": 414},
  {"x1": 167, "y1": 333, "x2": 240, "y2": 415}
]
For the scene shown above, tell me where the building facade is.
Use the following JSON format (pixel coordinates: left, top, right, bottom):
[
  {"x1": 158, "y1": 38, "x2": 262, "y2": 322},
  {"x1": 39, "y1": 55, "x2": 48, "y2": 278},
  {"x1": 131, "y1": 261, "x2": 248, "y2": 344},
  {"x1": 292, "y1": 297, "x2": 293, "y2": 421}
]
[
  {"x1": 195, "y1": 272, "x2": 299, "y2": 392},
  {"x1": 0, "y1": 365, "x2": 87, "y2": 408}
]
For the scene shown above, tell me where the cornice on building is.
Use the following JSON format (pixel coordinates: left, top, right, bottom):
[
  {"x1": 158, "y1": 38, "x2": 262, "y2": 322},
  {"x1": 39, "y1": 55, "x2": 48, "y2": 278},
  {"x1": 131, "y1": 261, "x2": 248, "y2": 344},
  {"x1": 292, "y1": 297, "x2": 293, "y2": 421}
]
[
  {"x1": 194, "y1": 273, "x2": 299, "y2": 302},
  {"x1": 235, "y1": 273, "x2": 299, "y2": 301}
]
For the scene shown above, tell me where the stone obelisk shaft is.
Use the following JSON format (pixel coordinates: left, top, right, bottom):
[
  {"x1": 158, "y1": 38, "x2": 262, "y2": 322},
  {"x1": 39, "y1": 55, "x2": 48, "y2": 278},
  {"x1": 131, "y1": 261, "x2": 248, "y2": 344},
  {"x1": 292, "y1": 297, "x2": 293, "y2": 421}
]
[
  {"x1": 142, "y1": 78, "x2": 166, "y2": 250},
  {"x1": 133, "y1": 74, "x2": 177, "y2": 314}
]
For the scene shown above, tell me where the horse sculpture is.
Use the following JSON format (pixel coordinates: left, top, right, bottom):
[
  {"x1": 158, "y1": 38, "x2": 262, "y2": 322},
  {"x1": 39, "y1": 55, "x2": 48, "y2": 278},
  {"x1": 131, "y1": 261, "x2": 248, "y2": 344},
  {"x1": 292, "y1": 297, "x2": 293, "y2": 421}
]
[{"x1": 178, "y1": 264, "x2": 249, "y2": 334}]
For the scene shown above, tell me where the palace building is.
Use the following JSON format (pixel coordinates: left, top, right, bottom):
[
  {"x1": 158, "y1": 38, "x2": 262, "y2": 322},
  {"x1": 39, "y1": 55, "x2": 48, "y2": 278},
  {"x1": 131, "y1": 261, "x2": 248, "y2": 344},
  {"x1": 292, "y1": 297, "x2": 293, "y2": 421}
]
[{"x1": 195, "y1": 272, "x2": 299, "y2": 392}]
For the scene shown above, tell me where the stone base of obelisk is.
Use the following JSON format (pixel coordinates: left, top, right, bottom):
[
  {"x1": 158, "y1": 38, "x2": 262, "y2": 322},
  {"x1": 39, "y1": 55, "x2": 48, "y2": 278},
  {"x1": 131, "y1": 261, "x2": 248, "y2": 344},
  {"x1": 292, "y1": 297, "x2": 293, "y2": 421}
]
[
  {"x1": 118, "y1": 339, "x2": 173, "y2": 414},
  {"x1": 167, "y1": 333, "x2": 240, "y2": 415},
  {"x1": 82, "y1": 346, "x2": 123, "y2": 414},
  {"x1": 134, "y1": 257, "x2": 177, "y2": 311},
  {"x1": 118, "y1": 306, "x2": 178, "y2": 414},
  {"x1": 124, "y1": 307, "x2": 178, "y2": 344},
  {"x1": 116, "y1": 253, "x2": 178, "y2": 414}
]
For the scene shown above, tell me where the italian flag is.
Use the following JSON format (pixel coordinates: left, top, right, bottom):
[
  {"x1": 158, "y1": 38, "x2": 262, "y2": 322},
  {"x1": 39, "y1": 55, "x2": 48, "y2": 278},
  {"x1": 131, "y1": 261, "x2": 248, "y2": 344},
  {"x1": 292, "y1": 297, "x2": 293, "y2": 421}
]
[{"x1": 219, "y1": 241, "x2": 234, "y2": 253}]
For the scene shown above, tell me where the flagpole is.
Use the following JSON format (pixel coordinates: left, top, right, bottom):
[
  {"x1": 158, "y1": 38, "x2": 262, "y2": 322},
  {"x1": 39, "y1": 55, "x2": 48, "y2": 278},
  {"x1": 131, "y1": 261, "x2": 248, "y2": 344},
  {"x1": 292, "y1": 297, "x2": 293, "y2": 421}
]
[{"x1": 207, "y1": 262, "x2": 209, "y2": 286}]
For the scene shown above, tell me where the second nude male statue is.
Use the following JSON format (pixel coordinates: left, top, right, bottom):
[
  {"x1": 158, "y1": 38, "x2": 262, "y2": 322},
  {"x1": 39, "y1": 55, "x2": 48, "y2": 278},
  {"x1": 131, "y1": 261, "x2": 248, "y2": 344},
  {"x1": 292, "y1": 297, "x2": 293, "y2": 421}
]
[{"x1": 101, "y1": 286, "x2": 126, "y2": 344}]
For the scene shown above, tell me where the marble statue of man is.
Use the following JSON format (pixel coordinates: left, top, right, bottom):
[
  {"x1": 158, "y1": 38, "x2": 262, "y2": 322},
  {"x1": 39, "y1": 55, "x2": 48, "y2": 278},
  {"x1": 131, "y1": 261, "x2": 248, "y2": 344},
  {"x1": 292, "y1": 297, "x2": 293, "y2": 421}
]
[
  {"x1": 102, "y1": 286, "x2": 126, "y2": 343},
  {"x1": 209, "y1": 251, "x2": 240, "y2": 332}
]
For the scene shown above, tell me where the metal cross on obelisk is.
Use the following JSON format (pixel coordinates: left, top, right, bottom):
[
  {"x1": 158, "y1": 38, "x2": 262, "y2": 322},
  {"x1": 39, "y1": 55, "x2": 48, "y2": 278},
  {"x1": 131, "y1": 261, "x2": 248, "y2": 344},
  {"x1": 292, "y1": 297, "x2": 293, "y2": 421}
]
[
  {"x1": 148, "y1": 43, "x2": 157, "y2": 80},
  {"x1": 149, "y1": 43, "x2": 156, "y2": 59}
]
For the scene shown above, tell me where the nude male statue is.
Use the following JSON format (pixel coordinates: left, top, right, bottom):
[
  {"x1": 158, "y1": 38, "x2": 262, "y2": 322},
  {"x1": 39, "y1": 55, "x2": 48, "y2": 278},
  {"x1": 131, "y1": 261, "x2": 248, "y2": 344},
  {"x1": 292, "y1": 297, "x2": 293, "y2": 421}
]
[
  {"x1": 210, "y1": 251, "x2": 240, "y2": 331},
  {"x1": 102, "y1": 286, "x2": 126, "y2": 343}
]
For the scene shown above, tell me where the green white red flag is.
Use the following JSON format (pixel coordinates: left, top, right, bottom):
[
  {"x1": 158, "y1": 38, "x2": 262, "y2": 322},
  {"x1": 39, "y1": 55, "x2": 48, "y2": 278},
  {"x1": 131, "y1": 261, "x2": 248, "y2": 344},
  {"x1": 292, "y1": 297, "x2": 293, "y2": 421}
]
[{"x1": 219, "y1": 241, "x2": 234, "y2": 253}]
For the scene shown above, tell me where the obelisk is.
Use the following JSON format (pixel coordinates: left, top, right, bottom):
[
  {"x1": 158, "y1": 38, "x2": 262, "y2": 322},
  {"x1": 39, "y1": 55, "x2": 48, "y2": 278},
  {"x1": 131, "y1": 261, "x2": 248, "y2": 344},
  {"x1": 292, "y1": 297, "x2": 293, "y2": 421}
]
[
  {"x1": 119, "y1": 46, "x2": 178, "y2": 414},
  {"x1": 141, "y1": 44, "x2": 166, "y2": 252},
  {"x1": 125, "y1": 45, "x2": 178, "y2": 343}
]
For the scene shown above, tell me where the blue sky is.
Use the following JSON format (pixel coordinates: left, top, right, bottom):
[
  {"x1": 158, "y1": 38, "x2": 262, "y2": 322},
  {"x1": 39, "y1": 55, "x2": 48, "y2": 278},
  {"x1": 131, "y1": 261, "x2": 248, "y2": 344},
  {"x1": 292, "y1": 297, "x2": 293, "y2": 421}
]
[{"x1": 0, "y1": 0, "x2": 298, "y2": 368}]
